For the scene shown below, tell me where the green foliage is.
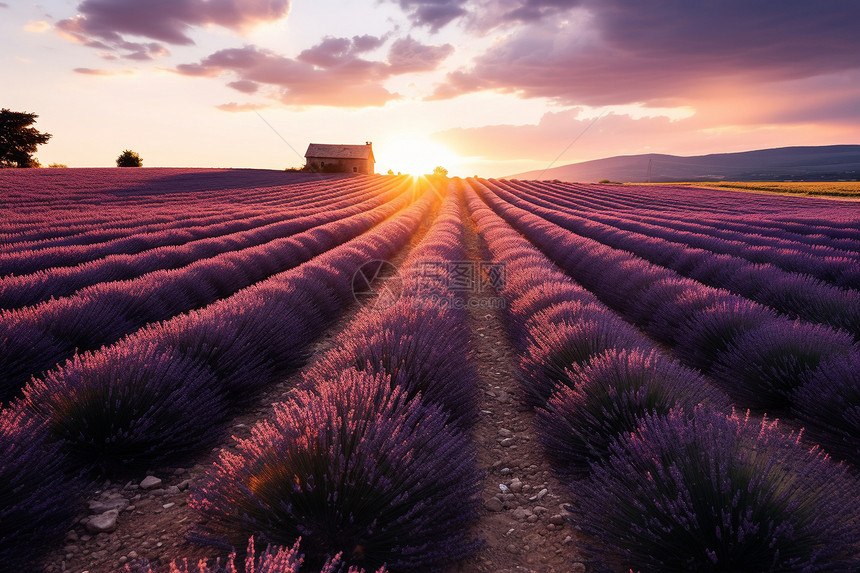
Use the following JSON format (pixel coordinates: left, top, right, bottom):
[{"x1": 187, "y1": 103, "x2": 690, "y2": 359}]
[
  {"x1": 0, "y1": 109, "x2": 52, "y2": 168},
  {"x1": 116, "y1": 149, "x2": 142, "y2": 167},
  {"x1": 47, "y1": 163, "x2": 68, "y2": 168},
  {"x1": 432, "y1": 165, "x2": 449, "y2": 177}
]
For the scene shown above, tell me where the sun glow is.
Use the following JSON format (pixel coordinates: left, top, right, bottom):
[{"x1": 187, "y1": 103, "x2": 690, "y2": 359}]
[{"x1": 378, "y1": 136, "x2": 460, "y2": 177}]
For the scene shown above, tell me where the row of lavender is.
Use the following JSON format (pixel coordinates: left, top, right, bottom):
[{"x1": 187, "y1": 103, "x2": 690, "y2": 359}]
[
  {"x1": 477, "y1": 180, "x2": 860, "y2": 465},
  {"x1": 182, "y1": 182, "x2": 481, "y2": 573},
  {"x1": 0, "y1": 169, "x2": 332, "y2": 236},
  {"x1": 508, "y1": 180, "x2": 860, "y2": 289},
  {"x1": 118, "y1": 181, "x2": 479, "y2": 571},
  {"x1": 0, "y1": 182, "x2": 435, "y2": 568},
  {"x1": 0, "y1": 180, "x2": 412, "y2": 401},
  {"x1": 538, "y1": 180, "x2": 860, "y2": 239},
  {"x1": 466, "y1": 180, "x2": 860, "y2": 570},
  {"x1": 0, "y1": 178, "x2": 400, "y2": 308},
  {"x1": 496, "y1": 181, "x2": 860, "y2": 339},
  {"x1": 0, "y1": 176, "x2": 393, "y2": 276}
]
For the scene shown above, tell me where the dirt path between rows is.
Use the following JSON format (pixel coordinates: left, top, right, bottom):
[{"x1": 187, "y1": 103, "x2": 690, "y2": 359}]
[{"x1": 457, "y1": 199, "x2": 588, "y2": 573}]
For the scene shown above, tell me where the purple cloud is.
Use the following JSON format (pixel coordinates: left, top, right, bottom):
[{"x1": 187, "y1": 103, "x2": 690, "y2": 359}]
[
  {"x1": 176, "y1": 35, "x2": 453, "y2": 107},
  {"x1": 227, "y1": 79, "x2": 260, "y2": 93},
  {"x1": 387, "y1": 36, "x2": 453, "y2": 73},
  {"x1": 56, "y1": 0, "x2": 289, "y2": 59},
  {"x1": 390, "y1": 0, "x2": 468, "y2": 31},
  {"x1": 430, "y1": 0, "x2": 860, "y2": 106}
]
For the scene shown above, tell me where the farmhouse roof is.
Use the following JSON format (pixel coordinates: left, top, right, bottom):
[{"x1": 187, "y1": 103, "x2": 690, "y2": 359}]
[{"x1": 305, "y1": 143, "x2": 374, "y2": 161}]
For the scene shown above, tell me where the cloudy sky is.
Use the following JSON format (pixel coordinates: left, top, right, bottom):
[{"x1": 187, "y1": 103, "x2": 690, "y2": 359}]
[{"x1": 3, "y1": 0, "x2": 859, "y2": 177}]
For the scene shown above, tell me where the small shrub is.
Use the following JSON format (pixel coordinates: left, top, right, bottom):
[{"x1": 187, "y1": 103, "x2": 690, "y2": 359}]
[
  {"x1": 0, "y1": 407, "x2": 82, "y2": 569},
  {"x1": 792, "y1": 351, "x2": 860, "y2": 465},
  {"x1": 574, "y1": 408, "x2": 860, "y2": 571},
  {"x1": 536, "y1": 349, "x2": 730, "y2": 478},
  {"x1": 673, "y1": 299, "x2": 780, "y2": 372},
  {"x1": 519, "y1": 318, "x2": 648, "y2": 408},
  {"x1": 0, "y1": 317, "x2": 66, "y2": 402},
  {"x1": 711, "y1": 321, "x2": 855, "y2": 411},
  {"x1": 117, "y1": 149, "x2": 142, "y2": 167},
  {"x1": 22, "y1": 340, "x2": 228, "y2": 473},
  {"x1": 191, "y1": 369, "x2": 480, "y2": 572},
  {"x1": 644, "y1": 282, "x2": 737, "y2": 345},
  {"x1": 306, "y1": 302, "x2": 478, "y2": 427}
]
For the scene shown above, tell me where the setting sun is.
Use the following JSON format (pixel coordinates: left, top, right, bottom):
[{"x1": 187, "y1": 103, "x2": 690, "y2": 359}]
[{"x1": 378, "y1": 136, "x2": 460, "y2": 177}]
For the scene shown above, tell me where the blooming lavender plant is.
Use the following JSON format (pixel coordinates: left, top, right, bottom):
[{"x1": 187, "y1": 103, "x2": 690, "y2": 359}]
[
  {"x1": 574, "y1": 407, "x2": 860, "y2": 571},
  {"x1": 21, "y1": 340, "x2": 228, "y2": 473},
  {"x1": 0, "y1": 317, "x2": 65, "y2": 401},
  {"x1": 536, "y1": 349, "x2": 730, "y2": 478},
  {"x1": 306, "y1": 302, "x2": 478, "y2": 426},
  {"x1": 519, "y1": 317, "x2": 648, "y2": 408},
  {"x1": 711, "y1": 321, "x2": 856, "y2": 410},
  {"x1": 792, "y1": 350, "x2": 860, "y2": 465},
  {"x1": 191, "y1": 369, "x2": 480, "y2": 572},
  {"x1": 0, "y1": 407, "x2": 81, "y2": 568},
  {"x1": 673, "y1": 299, "x2": 780, "y2": 371}
]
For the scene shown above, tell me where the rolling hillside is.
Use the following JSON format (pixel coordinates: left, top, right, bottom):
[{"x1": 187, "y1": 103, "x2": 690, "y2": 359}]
[{"x1": 510, "y1": 145, "x2": 860, "y2": 182}]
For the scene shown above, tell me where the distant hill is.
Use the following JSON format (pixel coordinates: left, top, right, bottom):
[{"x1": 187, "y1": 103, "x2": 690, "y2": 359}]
[{"x1": 508, "y1": 145, "x2": 860, "y2": 182}]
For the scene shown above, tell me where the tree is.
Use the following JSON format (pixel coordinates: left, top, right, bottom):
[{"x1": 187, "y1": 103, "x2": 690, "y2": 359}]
[
  {"x1": 432, "y1": 166, "x2": 448, "y2": 178},
  {"x1": 116, "y1": 149, "x2": 142, "y2": 167},
  {"x1": 0, "y1": 109, "x2": 52, "y2": 168}
]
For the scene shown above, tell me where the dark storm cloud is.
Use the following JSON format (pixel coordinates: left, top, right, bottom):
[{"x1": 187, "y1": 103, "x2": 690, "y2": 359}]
[
  {"x1": 429, "y1": 0, "x2": 860, "y2": 106},
  {"x1": 175, "y1": 36, "x2": 453, "y2": 107},
  {"x1": 56, "y1": 0, "x2": 289, "y2": 59}
]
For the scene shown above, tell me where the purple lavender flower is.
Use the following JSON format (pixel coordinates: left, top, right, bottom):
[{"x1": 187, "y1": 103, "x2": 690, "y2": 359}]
[
  {"x1": 0, "y1": 407, "x2": 81, "y2": 568},
  {"x1": 22, "y1": 340, "x2": 228, "y2": 473},
  {"x1": 711, "y1": 321, "x2": 855, "y2": 411},
  {"x1": 574, "y1": 407, "x2": 860, "y2": 571},
  {"x1": 191, "y1": 369, "x2": 480, "y2": 572},
  {"x1": 537, "y1": 349, "x2": 730, "y2": 478}
]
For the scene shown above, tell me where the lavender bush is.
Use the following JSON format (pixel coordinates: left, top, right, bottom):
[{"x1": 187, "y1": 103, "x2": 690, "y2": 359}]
[
  {"x1": 191, "y1": 369, "x2": 480, "y2": 572},
  {"x1": 519, "y1": 317, "x2": 648, "y2": 408},
  {"x1": 21, "y1": 340, "x2": 228, "y2": 472},
  {"x1": 536, "y1": 349, "x2": 730, "y2": 478},
  {"x1": 673, "y1": 299, "x2": 780, "y2": 371},
  {"x1": 0, "y1": 318, "x2": 65, "y2": 401},
  {"x1": 792, "y1": 351, "x2": 860, "y2": 465},
  {"x1": 711, "y1": 321, "x2": 856, "y2": 410},
  {"x1": 574, "y1": 408, "x2": 860, "y2": 571},
  {"x1": 306, "y1": 302, "x2": 478, "y2": 426},
  {"x1": 0, "y1": 407, "x2": 81, "y2": 569}
]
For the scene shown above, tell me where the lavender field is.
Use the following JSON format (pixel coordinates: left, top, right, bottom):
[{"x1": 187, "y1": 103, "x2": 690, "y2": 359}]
[{"x1": 1, "y1": 168, "x2": 859, "y2": 572}]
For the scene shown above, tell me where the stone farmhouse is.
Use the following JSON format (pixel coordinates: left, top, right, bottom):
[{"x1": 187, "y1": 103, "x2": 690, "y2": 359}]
[{"x1": 304, "y1": 142, "x2": 375, "y2": 174}]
